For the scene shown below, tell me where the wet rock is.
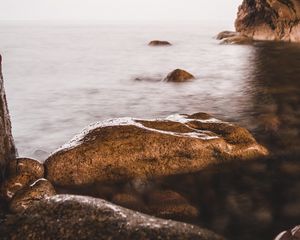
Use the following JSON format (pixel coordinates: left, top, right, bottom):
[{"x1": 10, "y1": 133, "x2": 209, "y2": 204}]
[
  {"x1": 8, "y1": 158, "x2": 44, "y2": 178},
  {"x1": 111, "y1": 193, "x2": 146, "y2": 212},
  {"x1": 221, "y1": 35, "x2": 253, "y2": 45},
  {"x1": 164, "y1": 69, "x2": 195, "y2": 82},
  {"x1": 216, "y1": 31, "x2": 239, "y2": 40},
  {"x1": 45, "y1": 113, "x2": 268, "y2": 187},
  {"x1": 0, "y1": 194, "x2": 225, "y2": 240},
  {"x1": 1, "y1": 173, "x2": 38, "y2": 201},
  {"x1": 0, "y1": 54, "x2": 17, "y2": 183},
  {"x1": 148, "y1": 40, "x2": 172, "y2": 46},
  {"x1": 10, "y1": 179, "x2": 56, "y2": 213},
  {"x1": 235, "y1": 0, "x2": 300, "y2": 42},
  {"x1": 275, "y1": 225, "x2": 300, "y2": 240},
  {"x1": 147, "y1": 190, "x2": 199, "y2": 221}
]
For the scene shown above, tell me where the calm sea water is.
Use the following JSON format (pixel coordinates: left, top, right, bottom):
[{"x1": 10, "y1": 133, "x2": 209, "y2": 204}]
[{"x1": 1, "y1": 23, "x2": 300, "y2": 240}]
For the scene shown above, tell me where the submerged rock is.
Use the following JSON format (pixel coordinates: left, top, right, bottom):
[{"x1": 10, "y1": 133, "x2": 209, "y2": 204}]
[
  {"x1": 45, "y1": 113, "x2": 268, "y2": 187},
  {"x1": 216, "y1": 31, "x2": 239, "y2": 40},
  {"x1": 221, "y1": 35, "x2": 253, "y2": 45},
  {"x1": 148, "y1": 40, "x2": 172, "y2": 46},
  {"x1": 164, "y1": 69, "x2": 195, "y2": 82},
  {"x1": 0, "y1": 194, "x2": 225, "y2": 240},
  {"x1": 235, "y1": 0, "x2": 300, "y2": 42},
  {"x1": 9, "y1": 179, "x2": 56, "y2": 213}
]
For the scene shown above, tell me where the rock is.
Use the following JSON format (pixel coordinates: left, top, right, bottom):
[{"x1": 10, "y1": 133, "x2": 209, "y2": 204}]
[
  {"x1": 216, "y1": 31, "x2": 239, "y2": 40},
  {"x1": 164, "y1": 69, "x2": 195, "y2": 82},
  {"x1": 1, "y1": 173, "x2": 38, "y2": 201},
  {"x1": 45, "y1": 113, "x2": 268, "y2": 187},
  {"x1": 235, "y1": 0, "x2": 300, "y2": 42},
  {"x1": 148, "y1": 40, "x2": 172, "y2": 46},
  {"x1": 10, "y1": 178, "x2": 56, "y2": 213},
  {"x1": 8, "y1": 158, "x2": 44, "y2": 178},
  {"x1": 221, "y1": 35, "x2": 253, "y2": 44},
  {"x1": 0, "y1": 194, "x2": 225, "y2": 240},
  {"x1": 147, "y1": 190, "x2": 199, "y2": 221},
  {"x1": 112, "y1": 193, "x2": 146, "y2": 212},
  {"x1": 0, "y1": 54, "x2": 17, "y2": 183},
  {"x1": 275, "y1": 225, "x2": 300, "y2": 240}
]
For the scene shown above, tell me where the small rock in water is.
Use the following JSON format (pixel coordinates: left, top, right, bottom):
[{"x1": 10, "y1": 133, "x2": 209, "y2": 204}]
[
  {"x1": 164, "y1": 69, "x2": 195, "y2": 82},
  {"x1": 221, "y1": 35, "x2": 253, "y2": 45},
  {"x1": 216, "y1": 31, "x2": 239, "y2": 40},
  {"x1": 148, "y1": 40, "x2": 172, "y2": 46},
  {"x1": 10, "y1": 178, "x2": 56, "y2": 213}
]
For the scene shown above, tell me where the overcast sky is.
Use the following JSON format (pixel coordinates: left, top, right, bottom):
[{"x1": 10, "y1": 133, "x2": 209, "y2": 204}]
[{"x1": 0, "y1": 0, "x2": 241, "y2": 23}]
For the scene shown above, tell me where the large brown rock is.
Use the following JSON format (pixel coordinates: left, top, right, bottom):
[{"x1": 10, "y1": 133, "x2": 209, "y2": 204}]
[
  {"x1": 164, "y1": 69, "x2": 195, "y2": 82},
  {"x1": 0, "y1": 194, "x2": 225, "y2": 240},
  {"x1": 235, "y1": 0, "x2": 300, "y2": 42},
  {"x1": 0, "y1": 55, "x2": 17, "y2": 184},
  {"x1": 45, "y1": 113, "x2": 268, "y2": 188}
]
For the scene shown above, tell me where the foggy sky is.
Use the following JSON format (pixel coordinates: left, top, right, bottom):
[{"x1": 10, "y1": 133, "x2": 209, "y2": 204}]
[{"x1": 0, "y1": 0, "x2": 241, "y2": 23}]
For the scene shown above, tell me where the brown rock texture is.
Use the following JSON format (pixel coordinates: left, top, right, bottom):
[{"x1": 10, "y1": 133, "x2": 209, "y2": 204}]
[
  {"x1": 0, "y1": 55, "x2": 17, "y2": 184},
  {"x1": 275, "y1": 225, "x2": 300, "y2": 240},
  {"x1": 0, "y1": 194, "x2": 225, "y2": 240},
  {"x1": 45, "y1": 113, "x2": 268, "y2": 188},
  {"x1": 235, "y1": 0, "x2": 300, "y2": 42},
  {"x1": 164, "y1": 69, "x2": 195, "y2": 82},
  {"x1": 148, "y1": 40, "x2": 172, "y2": 46}
]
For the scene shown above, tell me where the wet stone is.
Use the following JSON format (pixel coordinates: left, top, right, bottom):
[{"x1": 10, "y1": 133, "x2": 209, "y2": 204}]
[
  {"x1": 10, "y1": 178, "x2": 56, "y2": 213},
  {"x1": 148, "y1": 40, "x2": 172, "y2": 46},
  {"x1": 164, "y1": 69, "x2": 195, "y2": 82}
]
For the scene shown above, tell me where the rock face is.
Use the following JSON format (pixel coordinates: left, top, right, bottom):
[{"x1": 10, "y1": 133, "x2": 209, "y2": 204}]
[
  {"x1": 45, "y1": 113, "x2": 268, "y2": 188},
  {"x1": 0, "y1": 194, "x2": 225, "y2": 240},
  {"x1": 235, "y1": 0, "x2": 300, "y2": 42},
  {"x1": 164, "y1": 69, "x2": 195, "y2": 82},
  {"x1": 0, "y1": 55, "x2": 17, "y2": 183},
  {"x1": 148, "y1": 40, "x2": 172, "y2": 46}
]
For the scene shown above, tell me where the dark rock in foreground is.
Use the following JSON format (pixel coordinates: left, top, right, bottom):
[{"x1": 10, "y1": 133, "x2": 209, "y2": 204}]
[
  {"x1": 45, "y1": 113, "x2": 268, "y2": 187},
  {"x1": 148, "y1": 40, "x2": 172, "y2": 46},
  {"x1": 164, "y1": 69, "x2": 195, "y2": 82},
  {"x1": 0, "y1": 194, "x2": 225, "y2": 240},
  {"x1": 275, "y1": 225, "x2": 300, "y2": 240}
]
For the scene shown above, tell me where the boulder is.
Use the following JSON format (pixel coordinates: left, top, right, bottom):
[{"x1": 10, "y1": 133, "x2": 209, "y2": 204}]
[
  {"x1": 45, "y1": 113, "x2": 268, "y2": 188},
  {"x1": 216, "y1": 31, "x2": 239, "y2": 40},
  {"x1": 164, "y1": 69, "x2": 195, "y2": 82},
  {"x1": 235, "y1": 0, "x2": 300, "y2": 42},
  {"x1": 9, "y1": 178, "x2": 56, "y2": 213},
  {"x1": 148, "y1": 40, "x2": 172, "y2": 46},
  {"x1": 0, "y1": 194, "x2": 225, "y2": 240}
]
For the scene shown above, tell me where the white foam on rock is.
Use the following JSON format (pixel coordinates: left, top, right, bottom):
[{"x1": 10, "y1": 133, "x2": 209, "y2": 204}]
[{"x1": 51, "y1": 114, "x2": 224, "y2": 156}]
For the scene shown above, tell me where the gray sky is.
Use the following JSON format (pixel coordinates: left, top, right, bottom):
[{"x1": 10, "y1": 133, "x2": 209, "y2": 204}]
[{"x1": 0, "y1": 0, "x2": 241, "y2": 23}]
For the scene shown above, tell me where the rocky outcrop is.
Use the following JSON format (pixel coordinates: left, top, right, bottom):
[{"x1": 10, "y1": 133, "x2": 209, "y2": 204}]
[
  {"x1": 235, "y1": 0, "x2": 300, "y2": 42},
  {"x1": 0, "y1": 55, "x2": 17, "y2": 184},
  {"x1": 0, "y1": 194, "x2": 225, "y2": 240},
  {"x1": 148, "y1": 40, "x2": 172, "y2": 46},
  {"x1": 164, "y1": 69, "x2": 195, "y2": 82},
  {"x1": 45, "y1": 113, "x2": 268, "y2": 188}
]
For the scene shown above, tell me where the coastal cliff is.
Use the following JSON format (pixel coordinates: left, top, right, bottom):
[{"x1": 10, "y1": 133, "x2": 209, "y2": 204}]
[
  {"x1": 0, "y1": 55, "x2": 16, "y2": 183},
  {"x1": 235, "y1": 0, "x2": 300, "y2": 42}
]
